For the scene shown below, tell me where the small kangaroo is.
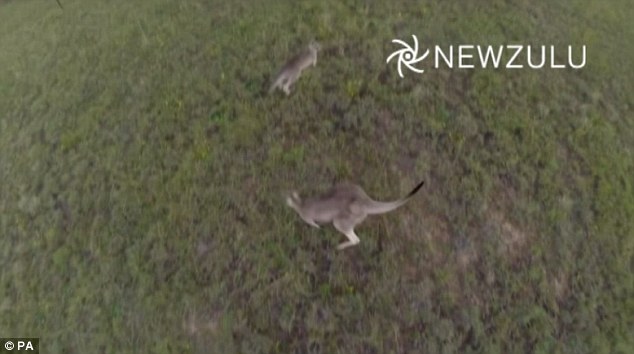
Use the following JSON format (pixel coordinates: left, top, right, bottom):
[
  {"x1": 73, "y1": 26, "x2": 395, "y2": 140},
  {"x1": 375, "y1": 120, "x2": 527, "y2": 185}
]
[
  {"x1": 269, "y1": 41, "x2": 320, "y2": 95},
  {"x1": 286, "y1": 180, "x2": 425, "y2": 250}
]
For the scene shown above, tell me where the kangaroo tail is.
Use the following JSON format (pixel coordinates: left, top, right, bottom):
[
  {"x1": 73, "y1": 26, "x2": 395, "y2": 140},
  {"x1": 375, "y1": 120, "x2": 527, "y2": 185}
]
[{"x1": 364, "y1": 180, "x2": 424, "y2": 215}]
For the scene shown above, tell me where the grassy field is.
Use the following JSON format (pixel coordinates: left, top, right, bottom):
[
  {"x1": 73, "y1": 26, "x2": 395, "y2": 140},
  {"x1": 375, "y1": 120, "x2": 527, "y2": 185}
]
[{"x1": 1, "y1": 0, "x2": 633, "y2": 352}]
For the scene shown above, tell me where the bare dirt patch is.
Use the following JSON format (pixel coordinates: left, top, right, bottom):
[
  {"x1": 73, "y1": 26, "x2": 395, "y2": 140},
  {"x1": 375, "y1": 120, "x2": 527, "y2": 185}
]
[
  {"x1": 488, "y1": 209, "x2": 531, "y2": 259},
  {"x1": 183, "y1": 310, "x2": 222, "y2": 337}
]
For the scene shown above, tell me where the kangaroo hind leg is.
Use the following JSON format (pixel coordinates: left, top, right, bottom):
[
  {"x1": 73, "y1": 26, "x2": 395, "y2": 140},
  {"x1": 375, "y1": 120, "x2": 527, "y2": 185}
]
[{"x1": 333, "y1": 217, "x2": 362, "y2": 250}]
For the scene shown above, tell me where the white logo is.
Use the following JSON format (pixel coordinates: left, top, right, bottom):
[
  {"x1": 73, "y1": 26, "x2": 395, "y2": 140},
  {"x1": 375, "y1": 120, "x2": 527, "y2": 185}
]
[
  {"x1": 386, "y1": 35, "x2": 430, "y2": 78},
  {"x1": 5, "y1": 341, "x2": 14, "y2": 350},
  {"x1": 387, "y1": 35, "x2": 586, "y2": 77}
]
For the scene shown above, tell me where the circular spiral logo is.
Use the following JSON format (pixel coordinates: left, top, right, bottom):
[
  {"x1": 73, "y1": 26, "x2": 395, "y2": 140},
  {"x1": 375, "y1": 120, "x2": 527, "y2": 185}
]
[{"x1": 386, "y1": 35, "x2": 430, "y2": 78}]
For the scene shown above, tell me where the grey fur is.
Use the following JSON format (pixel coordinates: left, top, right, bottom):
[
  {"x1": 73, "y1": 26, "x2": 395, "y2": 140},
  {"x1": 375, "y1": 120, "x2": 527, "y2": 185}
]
[
  {"x1": 286, "y1": 180, "x2": 425, "y2": 250},
  {"x1": 269, "y1": 41, "x2": 320, "y2": 95}
]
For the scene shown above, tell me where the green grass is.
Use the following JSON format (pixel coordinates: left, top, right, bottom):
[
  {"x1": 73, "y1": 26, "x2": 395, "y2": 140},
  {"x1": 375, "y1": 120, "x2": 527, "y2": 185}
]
[{"x1": 1, "y1": 0, "x2": 633, "y2": 353}]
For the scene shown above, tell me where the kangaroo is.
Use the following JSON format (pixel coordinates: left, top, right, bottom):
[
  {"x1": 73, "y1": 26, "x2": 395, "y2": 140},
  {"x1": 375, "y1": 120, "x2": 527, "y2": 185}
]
[
  {"x1": 286, "y1": 180, "x2": 425, "y2": 250},
  {"x1": 269, "y1": 41, "x2": 320, "y2": 95}
]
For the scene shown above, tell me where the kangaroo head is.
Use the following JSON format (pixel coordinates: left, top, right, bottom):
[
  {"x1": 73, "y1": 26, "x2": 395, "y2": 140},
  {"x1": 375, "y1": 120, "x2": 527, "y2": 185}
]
[{"x1": 309, "y1": 40, "x2": 321, "y2": 52}]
